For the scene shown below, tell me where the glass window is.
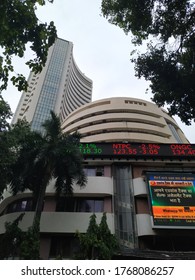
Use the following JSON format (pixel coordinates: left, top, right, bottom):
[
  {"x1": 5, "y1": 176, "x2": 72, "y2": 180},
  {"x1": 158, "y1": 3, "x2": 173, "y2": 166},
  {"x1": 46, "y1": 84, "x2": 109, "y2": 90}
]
[
  {"x1": 6, "y1": 199, "x2": 33, "y2": 213},
  {"x1": 168, "y1": 123, "x2": 183, "y2": 143},
  {"x1": 21, "y1": 201, "x2": 27, "y2": 211},
  {"x1": 76, "y1": 198, "x2": 104, "y2": 212},
  {"x1": 84, "y1": 168, "x2": 96, "y2": 176},
  {"x1": 78, "y1": 199, "x2": 93, "y2": 212},
  {"x1": 84, "y1": 167, "x2": 104, "y2": 176},
  {"x1": 96, "y1": 167, "x2": 104, "y2": 176},
  {"x1": 56, "y1": 197, "x2": 75, "y2": 212},
  {"x1": 94, "y1": 200, "x2": 104, "y2": 212},
  {"x1": 56, "y1": 197, "x2": 104, "y2": 213}
]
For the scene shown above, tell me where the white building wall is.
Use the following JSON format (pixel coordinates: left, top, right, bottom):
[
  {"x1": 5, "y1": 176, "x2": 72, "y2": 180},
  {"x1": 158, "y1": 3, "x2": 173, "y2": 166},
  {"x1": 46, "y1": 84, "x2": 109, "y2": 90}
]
[
  {"x1": 61, "y1": 97, "x2": 188, "y2": 144},
  {"x1": 0, "y1": 212, "x2": 114, "y2": 234}
]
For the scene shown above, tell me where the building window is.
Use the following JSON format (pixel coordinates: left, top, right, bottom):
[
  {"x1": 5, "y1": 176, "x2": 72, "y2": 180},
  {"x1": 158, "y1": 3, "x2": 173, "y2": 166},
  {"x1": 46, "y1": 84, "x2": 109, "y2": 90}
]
[
  {"x1": 76, "y1": 198, "x2": 104, "y2": 212},
  {"x1": 56, "y1": 197, "x2": 104, "y2": 213},
  {"x1": 84, "y1": 167, "x2": 104, "y2": 176},
  {"x1": 168, "y1": 123, "x2": 183, "y2": 143},
  {"x1": 56, "y1": 197, "x2": 75, "y2": 212},
  {"x1": 5, "y1": 198, "x2": 33, "y2": 214},
  {"x1": 96, "y1": 167, "x2": 104, "y2": 176},
  {"x1": 125, "y1": 100, "x2": 146, "y2": 106}
]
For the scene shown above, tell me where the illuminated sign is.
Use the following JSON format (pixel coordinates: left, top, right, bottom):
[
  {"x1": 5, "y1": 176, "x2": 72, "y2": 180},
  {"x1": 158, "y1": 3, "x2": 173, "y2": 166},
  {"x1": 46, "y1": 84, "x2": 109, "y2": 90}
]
[
  {"x1": 79, "y1": 143, "x2": 195, "y2": 158},
  {"x1": 147, "y1": 173, "x2": 195, "y2": 228}
]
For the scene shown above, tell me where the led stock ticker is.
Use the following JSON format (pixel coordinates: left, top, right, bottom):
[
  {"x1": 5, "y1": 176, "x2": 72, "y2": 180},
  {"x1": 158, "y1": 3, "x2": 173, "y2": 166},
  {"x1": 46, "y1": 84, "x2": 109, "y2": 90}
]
[{"x1": 79, "y1": 143, "x2": 195, "y2": 158}]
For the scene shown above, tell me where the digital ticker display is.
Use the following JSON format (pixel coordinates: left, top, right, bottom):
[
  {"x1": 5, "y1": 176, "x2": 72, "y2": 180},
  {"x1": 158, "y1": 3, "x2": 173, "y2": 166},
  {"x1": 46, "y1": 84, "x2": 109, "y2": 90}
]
[
  {"x1": 147, "y1": 173, "x2": 195, "y2": 228},
  {"x1": 79, "y1": 143, "x2": 195, "y2": 158}
]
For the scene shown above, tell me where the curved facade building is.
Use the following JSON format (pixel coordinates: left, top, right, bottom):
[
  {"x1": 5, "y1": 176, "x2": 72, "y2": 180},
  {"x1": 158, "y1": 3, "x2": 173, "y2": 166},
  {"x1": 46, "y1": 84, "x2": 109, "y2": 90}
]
[
  {"x1": 61, "y1": 97, "x2": 188, "y2": 143},
  {"x1": 12, "y1": 38, "x2": 92, "y2": 132},
  {"x1": 60, "y1": 56, "x2": 93, "y2": 121},
  {"x1": 2, "y1": 95, "x2": 195, "y2": 257}
]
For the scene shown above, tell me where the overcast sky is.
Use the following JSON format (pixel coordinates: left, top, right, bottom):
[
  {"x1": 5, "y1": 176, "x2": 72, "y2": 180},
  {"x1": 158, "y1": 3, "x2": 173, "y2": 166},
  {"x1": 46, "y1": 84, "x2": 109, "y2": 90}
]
[{"x1": 2, "y1": 0, "x2": 195, "y2": 142}]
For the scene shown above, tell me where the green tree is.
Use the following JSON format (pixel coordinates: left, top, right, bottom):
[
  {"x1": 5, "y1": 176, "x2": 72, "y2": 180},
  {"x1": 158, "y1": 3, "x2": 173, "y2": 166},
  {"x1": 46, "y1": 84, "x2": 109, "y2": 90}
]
[
  {"x1": 0, "y1": 213, "x2": 40, "y2": 259},
  {"x1": 0, "y1": 112, "x2": 33, "y2": 198},
  {"x1": 76, "y1": 214, "x2": 100, "y2": 259},
  {"x1": 0, "y1": 97, "x2": 11, "y2": 195},
  {"x1": 19, "y1": 220, "x2": 40, "y2": 260},
  {"x1": 101, "y1": 0, "x2": 195, "y2": 125},
  {"x1": 0, "y1": 96, "x2": 12, "y2": 131},
  {"x1": 0, "y1": 213, "x2": 24, "y2": 259},
  {"x1": 76, "y1": 213, "x2": 118, "y2": 259},
  {"x1": 0, "y1": 0, "x2": 57, "y2": 92},
  {"x1": 98, "y1": 212, "x2": 118, "y2": 259},
  {"x1": 9, "y1": 111, "x2": 87, "y2": 227}
]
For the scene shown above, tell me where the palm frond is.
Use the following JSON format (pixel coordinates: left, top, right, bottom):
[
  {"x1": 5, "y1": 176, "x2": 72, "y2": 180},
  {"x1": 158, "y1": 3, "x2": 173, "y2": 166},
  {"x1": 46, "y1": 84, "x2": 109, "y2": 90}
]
[{"x1": 42, "y1": 111, "x2": 62, "y2": 140}]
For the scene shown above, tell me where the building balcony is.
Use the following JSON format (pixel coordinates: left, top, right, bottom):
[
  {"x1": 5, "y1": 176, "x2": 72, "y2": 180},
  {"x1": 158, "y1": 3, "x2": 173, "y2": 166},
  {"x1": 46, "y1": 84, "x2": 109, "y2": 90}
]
[
  {"x1": 0, "y1": 212, "x2": 114, "y2": 234},
  {"x1": 46, "y1": 176, "x2": 113, "y2": 196}
]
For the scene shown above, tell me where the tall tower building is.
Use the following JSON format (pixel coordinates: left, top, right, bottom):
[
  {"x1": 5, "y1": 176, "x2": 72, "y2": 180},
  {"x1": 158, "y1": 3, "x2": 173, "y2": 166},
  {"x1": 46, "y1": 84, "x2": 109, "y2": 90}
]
[{"x1": 12, "y1": 38, "x2": 93, "y2": 132}]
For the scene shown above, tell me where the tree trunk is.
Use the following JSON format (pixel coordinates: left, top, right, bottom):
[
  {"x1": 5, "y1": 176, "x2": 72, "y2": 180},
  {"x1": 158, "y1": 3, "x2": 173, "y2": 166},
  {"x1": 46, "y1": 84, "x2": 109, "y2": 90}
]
[
  {"x1": 33, "y1": 183, "x2": 47, "y2": 228},
  {"x1": 33, "y1": 165, "x2": 51, "y2": 228}
]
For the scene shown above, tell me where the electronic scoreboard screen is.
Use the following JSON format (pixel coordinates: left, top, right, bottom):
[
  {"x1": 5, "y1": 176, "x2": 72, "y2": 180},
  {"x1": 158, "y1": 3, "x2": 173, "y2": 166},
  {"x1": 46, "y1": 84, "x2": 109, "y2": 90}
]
[
  {"x1": 79, "y1": 143, "x2": 195, "y2": 158},
  {"x1": 147, "y1": 173, "x2": 195, "y2": 228}
]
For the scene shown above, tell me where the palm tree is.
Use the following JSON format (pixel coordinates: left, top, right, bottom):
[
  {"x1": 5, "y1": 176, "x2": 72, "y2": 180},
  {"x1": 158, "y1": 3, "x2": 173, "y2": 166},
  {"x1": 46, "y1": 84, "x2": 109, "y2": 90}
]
[{"x1": 9, "y1": 111, "x2": 86, "y2": 226}]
